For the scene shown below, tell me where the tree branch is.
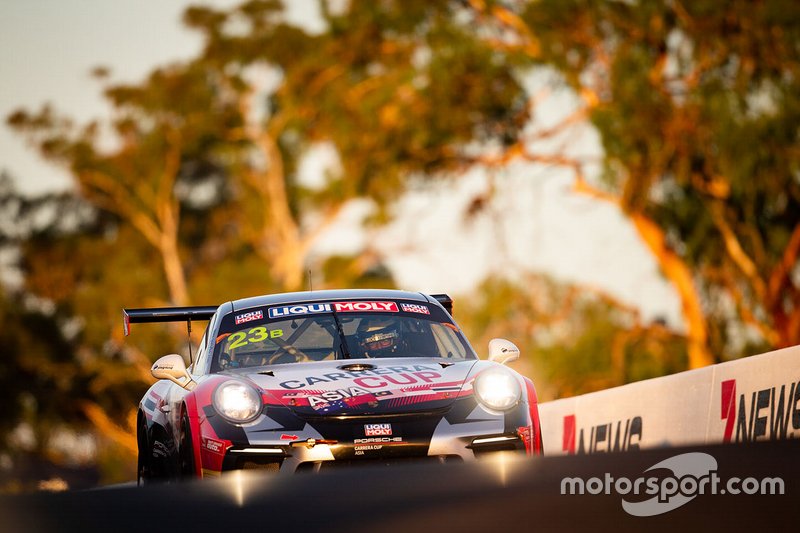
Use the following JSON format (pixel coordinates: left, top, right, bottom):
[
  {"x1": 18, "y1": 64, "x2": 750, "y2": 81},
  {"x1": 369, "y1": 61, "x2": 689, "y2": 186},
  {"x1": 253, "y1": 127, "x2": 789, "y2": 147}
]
[
  {"x1": 81, "y1": 402, "x2": 137, "y2": 456},
  {"x1": 768, "y1": 222, "x2": 800, "y2": 305},
  {"x1": 709, "y1": 201, "x2": 767, "y2": 302},
  {"x1": 571, "y1": 177, "x2": 714, "y2": 368},
  {"x1": 79, "y1": 170, "x2": 163, "y2": 248}
]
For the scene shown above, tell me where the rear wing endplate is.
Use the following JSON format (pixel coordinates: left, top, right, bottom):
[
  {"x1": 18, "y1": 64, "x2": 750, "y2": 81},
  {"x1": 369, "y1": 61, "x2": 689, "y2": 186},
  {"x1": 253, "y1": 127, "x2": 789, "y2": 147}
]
[
  {"x1": 430, "y1": 294, "x2": 453, "y2": 316},
  {"x1": 123, "y1": 306, "x2": 218, "y2": 336}
]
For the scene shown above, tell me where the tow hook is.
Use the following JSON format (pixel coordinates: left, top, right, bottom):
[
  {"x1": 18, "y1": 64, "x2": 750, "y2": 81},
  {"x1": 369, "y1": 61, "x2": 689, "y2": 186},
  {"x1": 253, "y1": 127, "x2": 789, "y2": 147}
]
[{"x1": 289, "y1": 438, "x2": 338, "y2": 448}]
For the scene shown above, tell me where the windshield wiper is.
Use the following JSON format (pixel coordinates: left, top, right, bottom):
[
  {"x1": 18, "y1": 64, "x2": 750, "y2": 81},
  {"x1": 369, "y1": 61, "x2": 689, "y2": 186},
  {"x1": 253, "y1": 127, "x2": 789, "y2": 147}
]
[{"x1": 332, "y1": 312, "x2": 352, "y2": 359}]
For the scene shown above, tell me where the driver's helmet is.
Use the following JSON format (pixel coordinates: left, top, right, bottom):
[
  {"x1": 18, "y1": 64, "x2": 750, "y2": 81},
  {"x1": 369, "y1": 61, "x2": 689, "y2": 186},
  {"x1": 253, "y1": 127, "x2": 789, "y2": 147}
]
[{"x1": 357, "y1": 317, "x2": 402, "y2": 357}]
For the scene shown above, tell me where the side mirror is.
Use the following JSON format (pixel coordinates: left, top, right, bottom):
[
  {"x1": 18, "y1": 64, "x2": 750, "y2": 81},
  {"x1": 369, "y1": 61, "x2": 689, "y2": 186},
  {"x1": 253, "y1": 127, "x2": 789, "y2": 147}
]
[
  {"x1": 488, "y1": 338, "x2": 520, "y2": 365},
  {"x1": 151, "y1": 354, "x2": 196, "y2": 390}
]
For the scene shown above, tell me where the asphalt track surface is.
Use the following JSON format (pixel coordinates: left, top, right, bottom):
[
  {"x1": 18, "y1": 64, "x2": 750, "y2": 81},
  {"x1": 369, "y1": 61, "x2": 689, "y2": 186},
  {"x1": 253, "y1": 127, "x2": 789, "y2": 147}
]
[{"x1": 2, "y1": 439, "x2": 797, "y2": 532}]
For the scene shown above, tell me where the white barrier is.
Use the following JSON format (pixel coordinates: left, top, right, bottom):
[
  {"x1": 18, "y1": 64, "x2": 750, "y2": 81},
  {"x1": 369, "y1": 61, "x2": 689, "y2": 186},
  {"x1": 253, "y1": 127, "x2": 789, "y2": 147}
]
[{"x1": 538, "y1": 345, "x2": 800, "y2": 455}]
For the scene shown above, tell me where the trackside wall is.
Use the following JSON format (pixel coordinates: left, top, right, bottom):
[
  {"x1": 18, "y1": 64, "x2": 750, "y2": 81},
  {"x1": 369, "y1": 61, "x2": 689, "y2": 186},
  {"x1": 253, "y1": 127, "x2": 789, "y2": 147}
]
[{"x1": 537, "y1": 345, "x2": 800, "y2": 455}]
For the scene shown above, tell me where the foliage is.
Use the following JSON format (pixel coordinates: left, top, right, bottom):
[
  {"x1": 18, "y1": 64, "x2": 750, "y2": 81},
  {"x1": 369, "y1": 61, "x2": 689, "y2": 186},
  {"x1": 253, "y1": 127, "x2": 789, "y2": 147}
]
[
  {"x1": 457, "y1": 276, "x2": 687, "y2": 399},
  {"x1": 516, "y1": 0, "x2": 800, "y2": 358},
  {"x1": 1, "y1": 0, "x2": 530, "y2": 477}
]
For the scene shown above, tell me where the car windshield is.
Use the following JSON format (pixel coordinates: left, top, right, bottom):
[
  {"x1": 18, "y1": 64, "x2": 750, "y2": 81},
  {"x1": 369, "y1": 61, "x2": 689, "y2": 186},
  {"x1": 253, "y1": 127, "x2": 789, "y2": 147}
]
[{"x1": 211, "y1": 300, "x2": 476, "y2": 371}]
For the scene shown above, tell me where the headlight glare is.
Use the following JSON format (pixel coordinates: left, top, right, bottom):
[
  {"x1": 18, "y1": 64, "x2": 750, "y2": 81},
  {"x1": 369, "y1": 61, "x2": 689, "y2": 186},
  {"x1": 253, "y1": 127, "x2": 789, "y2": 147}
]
[
  {"x1": 213, "y1": 381, "x2": 262, "y2": 423},
  {"x1": 474, "y1": 368, "x2": 521, "y2": 411}
]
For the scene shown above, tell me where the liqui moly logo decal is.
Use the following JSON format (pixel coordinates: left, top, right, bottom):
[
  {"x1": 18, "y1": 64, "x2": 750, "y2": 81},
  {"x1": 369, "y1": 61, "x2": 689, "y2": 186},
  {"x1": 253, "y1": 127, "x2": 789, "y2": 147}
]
[
  {"x1": 334, "y1": 301, "x2": 398, "y2": 313},
  {"x1": 268, "y1": 301, "x2": 399, "y2": 318},
  {"x1": 365, "y1": 423, "x2": 392, "y2": 436},
  {"x1": 235, "y1": 310, "x2": 263, "y2": 325},
  {"x1": 721, "y1": 378, "x2": 800, "y2": 443},
  {"x1": 401, "y1": 303, "x2": 430, "y2": 314},
  {"x1": 269, "y1": 303, "x2": 332, "y2": 318}
]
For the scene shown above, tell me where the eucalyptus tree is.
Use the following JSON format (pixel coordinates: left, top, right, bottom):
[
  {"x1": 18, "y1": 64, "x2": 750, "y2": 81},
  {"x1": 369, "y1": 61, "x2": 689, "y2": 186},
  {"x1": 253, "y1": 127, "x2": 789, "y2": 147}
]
[
  {"x1": 470, "y1": 0, "x2": 800, "y2": 364},
  {"x1": 4, "y1": 0, "x2": 532, "y2": 464}
]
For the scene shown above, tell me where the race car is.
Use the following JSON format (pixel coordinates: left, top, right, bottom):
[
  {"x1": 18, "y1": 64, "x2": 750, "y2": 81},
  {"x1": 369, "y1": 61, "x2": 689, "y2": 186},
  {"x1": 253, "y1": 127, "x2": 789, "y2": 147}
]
[{"x1": 126, "y1": 289, "x2": 542, "y2": 481}]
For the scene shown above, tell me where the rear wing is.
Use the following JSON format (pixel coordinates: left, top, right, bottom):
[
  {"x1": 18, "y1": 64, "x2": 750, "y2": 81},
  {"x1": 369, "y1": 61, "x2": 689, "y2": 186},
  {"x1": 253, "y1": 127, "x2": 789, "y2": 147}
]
[
  {"x1": 123, "y1": 295, "x2": 451, "y2": 334},
  {"x1": 430, "y1": 294, "x2": 453, "y2": 316},
  {"x1": 123, "y1": 306, "x2": 218, "y2": 336}
]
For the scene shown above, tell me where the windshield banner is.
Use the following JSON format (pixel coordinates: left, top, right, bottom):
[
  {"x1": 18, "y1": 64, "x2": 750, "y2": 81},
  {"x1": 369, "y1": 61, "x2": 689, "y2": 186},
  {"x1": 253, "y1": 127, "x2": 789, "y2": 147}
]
[{"x1": 268, "y1": 301, "x2": 399, "y2": 318}]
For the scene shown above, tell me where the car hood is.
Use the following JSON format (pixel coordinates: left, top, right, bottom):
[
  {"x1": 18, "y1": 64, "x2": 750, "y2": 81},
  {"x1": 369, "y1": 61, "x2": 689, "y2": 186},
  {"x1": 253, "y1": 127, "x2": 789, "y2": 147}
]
[{"x1": 233, "y1": 357, "x2": 479, "y2": 417}]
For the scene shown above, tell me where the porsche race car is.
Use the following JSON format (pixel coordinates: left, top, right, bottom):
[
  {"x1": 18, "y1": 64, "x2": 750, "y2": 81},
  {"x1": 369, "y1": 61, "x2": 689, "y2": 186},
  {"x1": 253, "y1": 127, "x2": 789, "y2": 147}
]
[{"x1": 126, "y1": 289, "x2": 542, "y2": 481}]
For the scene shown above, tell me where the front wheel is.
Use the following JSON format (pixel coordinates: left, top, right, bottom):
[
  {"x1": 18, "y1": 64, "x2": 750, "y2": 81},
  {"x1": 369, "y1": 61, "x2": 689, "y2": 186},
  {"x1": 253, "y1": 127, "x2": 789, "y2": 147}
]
[{"x1": 178, "y1": 414, "x2": 197, "y2": 480}]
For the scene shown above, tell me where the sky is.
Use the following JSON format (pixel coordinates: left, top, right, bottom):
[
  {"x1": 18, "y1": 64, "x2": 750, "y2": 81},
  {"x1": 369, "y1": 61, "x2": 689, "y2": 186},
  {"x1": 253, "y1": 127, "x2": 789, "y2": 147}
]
[{"x1": 0, "y1": 0, "x2": 683, "y2": 328}]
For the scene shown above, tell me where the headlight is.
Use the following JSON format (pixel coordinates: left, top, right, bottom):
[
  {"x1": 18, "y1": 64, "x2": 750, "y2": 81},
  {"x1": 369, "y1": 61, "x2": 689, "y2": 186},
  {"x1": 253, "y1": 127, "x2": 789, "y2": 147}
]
[
  {"x1": 213, "y1": 381, "x2": 262, "y2": 423},
  {"x1": 474, "y1": 368, "x2": 521, "y2": 411}
]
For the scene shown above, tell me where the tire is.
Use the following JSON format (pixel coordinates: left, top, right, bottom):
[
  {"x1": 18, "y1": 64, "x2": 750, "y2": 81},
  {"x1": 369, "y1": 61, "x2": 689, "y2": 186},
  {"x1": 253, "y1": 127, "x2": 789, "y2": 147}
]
[
  {"x1": 136, "y1": 417, "x2": 150, "y2": 486},
  {"x1": 179, "y1": 413, "x2": 196, "y2": 480}
]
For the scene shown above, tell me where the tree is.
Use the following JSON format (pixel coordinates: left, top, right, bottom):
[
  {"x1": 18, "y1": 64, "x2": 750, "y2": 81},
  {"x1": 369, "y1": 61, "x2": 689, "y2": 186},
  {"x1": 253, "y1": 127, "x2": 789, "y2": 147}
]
[
  {"x1": 179, "y1": 0, "x2": 532, "y2": 289},
  {"x1": 10, "y1": 0, "x2": 532, "y2": 292},
  {"x1": 3, "y1": 0, "x2": 533, "y2": 477},
  {"x1": 468, "y1": 0, "x2": 800, "y2": 365}
]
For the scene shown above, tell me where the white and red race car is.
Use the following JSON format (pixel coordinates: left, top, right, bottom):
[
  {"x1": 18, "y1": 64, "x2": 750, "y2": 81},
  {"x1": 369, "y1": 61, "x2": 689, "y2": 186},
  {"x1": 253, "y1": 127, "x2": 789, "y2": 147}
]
[{"x1": 127, "y1": 289, "x2": 542, "y2": 481}]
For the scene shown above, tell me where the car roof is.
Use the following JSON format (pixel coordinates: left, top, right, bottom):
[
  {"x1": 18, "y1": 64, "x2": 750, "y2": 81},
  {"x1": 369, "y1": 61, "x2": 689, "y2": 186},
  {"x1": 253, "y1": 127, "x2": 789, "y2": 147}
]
[{"x1": 229, "y1": 289, "x2": 432, "y2": 312}]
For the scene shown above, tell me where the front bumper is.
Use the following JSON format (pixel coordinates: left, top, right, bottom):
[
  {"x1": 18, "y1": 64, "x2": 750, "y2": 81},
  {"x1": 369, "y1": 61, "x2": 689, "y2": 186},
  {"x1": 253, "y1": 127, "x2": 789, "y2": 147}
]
[
  {"x1": 202, "y1": 398, "x2": 536, "y2": 476},
  {"x1": 214, "y1": 431, "x2": 528, "y2": 475}
]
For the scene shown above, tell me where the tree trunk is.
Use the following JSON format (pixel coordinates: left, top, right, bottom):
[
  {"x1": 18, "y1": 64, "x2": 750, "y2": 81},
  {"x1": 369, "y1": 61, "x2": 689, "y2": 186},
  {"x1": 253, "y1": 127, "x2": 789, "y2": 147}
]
[
  {"x1": 631, "y1": 214, "x2": 715, "y2": 368},
  {"x1": 159, "y1": 232, "x2": 189, "y2": 306},
  {"x1": 573, "y1": 178, "x2": 715, "y2": 368}
]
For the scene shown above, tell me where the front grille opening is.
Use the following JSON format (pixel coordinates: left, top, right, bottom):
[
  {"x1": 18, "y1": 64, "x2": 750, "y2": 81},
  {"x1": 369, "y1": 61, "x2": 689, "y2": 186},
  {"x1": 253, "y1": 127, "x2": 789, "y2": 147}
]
[
  {"x1": 236, "y1": 457, "x2": 283, "y2": 472},
  {"x1": 297, "y1": 455, "x2": 463, "y2": 472}
]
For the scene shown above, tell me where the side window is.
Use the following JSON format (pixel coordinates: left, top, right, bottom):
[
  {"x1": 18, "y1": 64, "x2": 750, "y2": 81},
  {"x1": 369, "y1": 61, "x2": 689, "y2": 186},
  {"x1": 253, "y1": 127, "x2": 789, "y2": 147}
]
[
  {"x1": 191, "y1": 326, "x2": 210, "y2": 376},
  {"x1": 430, "y1": 323, "x2": 469, "y2": 359}
]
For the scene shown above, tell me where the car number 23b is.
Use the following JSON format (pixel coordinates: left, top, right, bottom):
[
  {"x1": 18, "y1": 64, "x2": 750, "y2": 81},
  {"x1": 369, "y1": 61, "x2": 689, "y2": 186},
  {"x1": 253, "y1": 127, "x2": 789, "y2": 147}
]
[{"x1": 228, "y1": 327, "x2": 284, "y2": 350}]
